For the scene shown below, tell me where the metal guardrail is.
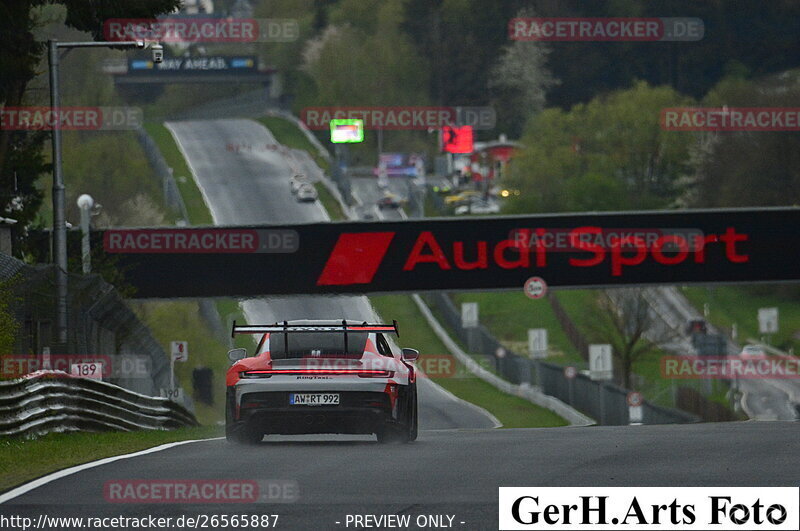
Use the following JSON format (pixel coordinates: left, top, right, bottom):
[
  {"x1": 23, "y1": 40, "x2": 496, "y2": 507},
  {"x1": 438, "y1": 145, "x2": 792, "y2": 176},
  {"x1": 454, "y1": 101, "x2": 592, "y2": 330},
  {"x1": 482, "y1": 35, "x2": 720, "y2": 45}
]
[
  {"x1": 0, "y1": 376, "x2": 197, "y2": 438},
  {"x1": 423, "y1": 292, "x2": 699, "y2": 425},
  {"x1": 136, "y1": 127, "x2": 190, "y2": 222}
]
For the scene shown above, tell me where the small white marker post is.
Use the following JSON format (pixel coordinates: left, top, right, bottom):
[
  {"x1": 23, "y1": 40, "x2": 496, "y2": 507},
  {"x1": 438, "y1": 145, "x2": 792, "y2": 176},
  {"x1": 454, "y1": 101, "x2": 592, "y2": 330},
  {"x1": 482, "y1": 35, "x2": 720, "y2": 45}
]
[
  {"x1": 70, "y1": 362, "x2": 103, "y2": 380},
  {"x1": 564, "y1": 366, "x2": 577, "y2": 404},
  {"x1": 627, "y1": 391, "x2": 644, "y2": 425},
  {"x1": 758, "y1": 307, "x2": 778, "y2": 345},
  {"x1": 41, "y1": 346, "x2": 51, "y2": 370},
  {"x1": 168, "y1": 341, "x2": 188, "y2": 400},
  {"x1": 461, "y1": 302, "x2": 479, "y2": 328},
  {"x1": 528, "y1": 328, "x2": 548, "y2": 359},
  {"x1": 589, "y1": 344, "x2": 613, "y2": 424}
]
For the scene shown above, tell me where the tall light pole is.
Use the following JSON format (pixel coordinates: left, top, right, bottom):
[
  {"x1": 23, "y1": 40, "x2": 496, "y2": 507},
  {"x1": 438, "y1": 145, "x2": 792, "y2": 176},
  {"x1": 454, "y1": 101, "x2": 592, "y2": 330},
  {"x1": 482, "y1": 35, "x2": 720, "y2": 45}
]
[
  {"x1": 48, "y1": 39, "x2": 144, "y2": 347},
  {"x1": 76, "y1": 194, "x2": 94, "y2": 274}
]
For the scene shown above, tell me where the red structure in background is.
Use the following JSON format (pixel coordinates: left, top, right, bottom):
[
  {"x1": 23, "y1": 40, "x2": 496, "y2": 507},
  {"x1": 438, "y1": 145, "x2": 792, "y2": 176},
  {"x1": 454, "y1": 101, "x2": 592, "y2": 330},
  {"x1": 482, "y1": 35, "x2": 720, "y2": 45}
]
[
  {"x1": 442, "y1": 125, "x2": 474, "y2": 154},
  {"x1": 468, "y1": 134, "x2": 522, "y2": 183}
]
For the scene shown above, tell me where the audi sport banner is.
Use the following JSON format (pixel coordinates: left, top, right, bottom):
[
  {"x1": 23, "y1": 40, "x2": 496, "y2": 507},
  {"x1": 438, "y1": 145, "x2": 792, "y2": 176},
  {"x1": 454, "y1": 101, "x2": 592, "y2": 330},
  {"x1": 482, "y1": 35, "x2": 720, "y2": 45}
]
[{"x1": 97, "y1": 208, "x2": 799, "y2": 298}]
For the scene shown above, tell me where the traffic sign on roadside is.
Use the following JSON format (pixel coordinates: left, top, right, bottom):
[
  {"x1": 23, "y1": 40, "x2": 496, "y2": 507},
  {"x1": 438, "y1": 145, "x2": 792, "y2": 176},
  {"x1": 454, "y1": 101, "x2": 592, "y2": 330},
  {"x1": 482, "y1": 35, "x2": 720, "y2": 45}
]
[
  {"x1": 169, "y1": 341, "x2": 188, "y2": 392},
  {"x1": 528, "y1": 328, "x2": 548, "y2": 359},
  {"x1": 160, "y1": 388, "x2": 183, "y2": 402},
  {"x1": 564, "y1": 366, "x2": 577, "y2": 379},
  {"x1": 461, "y1": 302, "x2": 479, "y2": 328},
  {"x1": 70, "y1": 362, "x2": 103, "y2": 380},
  {"x1": 627, "y1": 391, "x2": 643, "y2": 407},
  {"x1": 524, "y1": 276, "x2": 547, "y2": 299},
  {"x1": 589, "y1": 344, "x2": 613, "y2": 381},
  {"x1": 758, "y1": 307, "x2": 778, "y2": 334},
  {"x1": 171, "y1": 341, "x2": 188, "y2": 362}
]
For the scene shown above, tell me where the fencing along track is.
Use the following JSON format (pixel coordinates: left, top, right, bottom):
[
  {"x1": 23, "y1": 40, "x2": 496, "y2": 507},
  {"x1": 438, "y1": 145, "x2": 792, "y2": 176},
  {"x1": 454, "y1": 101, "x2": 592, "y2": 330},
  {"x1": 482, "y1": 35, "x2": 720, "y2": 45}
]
[{"x1": 0, "y1": 375, "x2": 197, "y2": 437}]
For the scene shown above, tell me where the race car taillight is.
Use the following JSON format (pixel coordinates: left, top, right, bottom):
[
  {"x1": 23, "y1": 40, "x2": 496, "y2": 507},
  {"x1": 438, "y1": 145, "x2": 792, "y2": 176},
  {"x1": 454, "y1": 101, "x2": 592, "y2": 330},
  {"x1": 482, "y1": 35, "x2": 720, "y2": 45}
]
[
  {"x1": 239, "y1": 369, "x2": 394, "y2": 378},
  {"x1": 239, "y1": 371, "x2": 272, "y2": 379},
  {"x1": 356, "y1": 370, "x2": 394, "y2": 378}
]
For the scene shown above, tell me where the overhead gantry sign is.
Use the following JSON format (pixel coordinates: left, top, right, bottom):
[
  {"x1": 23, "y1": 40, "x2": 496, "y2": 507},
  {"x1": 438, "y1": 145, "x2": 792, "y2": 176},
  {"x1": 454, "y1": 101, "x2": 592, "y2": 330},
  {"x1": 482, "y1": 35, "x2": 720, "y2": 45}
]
[{"x1": 98, "y1": 207, "x2": 798, "y2": 298}]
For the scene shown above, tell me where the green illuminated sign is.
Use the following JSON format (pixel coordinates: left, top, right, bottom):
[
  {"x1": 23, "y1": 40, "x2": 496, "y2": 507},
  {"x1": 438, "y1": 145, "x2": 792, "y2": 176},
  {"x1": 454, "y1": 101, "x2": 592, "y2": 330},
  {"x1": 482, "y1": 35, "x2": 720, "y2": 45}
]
[{"x1": 330, "y1": 119, "x2": 364, "y2": 143}]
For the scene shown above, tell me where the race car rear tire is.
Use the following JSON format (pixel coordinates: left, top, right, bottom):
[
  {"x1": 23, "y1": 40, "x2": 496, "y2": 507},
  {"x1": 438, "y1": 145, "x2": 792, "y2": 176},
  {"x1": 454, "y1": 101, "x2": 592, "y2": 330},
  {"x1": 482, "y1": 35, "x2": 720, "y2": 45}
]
[
  {"x1": 408, "y1": 386, "x2": 418, "y2": 442},
  {"x1": 225, "y1": 389, "x2": 262, "y2": 444},
  {"x1": 377, "y1": 383, "x2": 417, "y2": 444}
]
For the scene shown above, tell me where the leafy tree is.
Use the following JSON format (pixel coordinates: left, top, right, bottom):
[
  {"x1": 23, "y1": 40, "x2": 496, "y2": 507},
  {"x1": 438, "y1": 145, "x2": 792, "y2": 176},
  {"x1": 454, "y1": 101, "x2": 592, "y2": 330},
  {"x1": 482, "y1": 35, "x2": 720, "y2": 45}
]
[
  {"x1": 588, "y1": 289, "x2": 677, "y2": 389},
  {"x1": 690, "y1": 71, "x2": 800, "y2": 208},
  {"x1": 503, "y1": 81, "x2": 694, "y2": 213},
  {"x1": 0, "y1": 0, "x2": 180, "y2": 255},
  {"x1": 488, "y1": 7, "x2": 558, "y2": 136},
  {"x1": 528, "y1": 0, "x2": 800, "y2": 109},
  {"x1": 301, "y1": 0, "x2": 433, "y2": 162}
]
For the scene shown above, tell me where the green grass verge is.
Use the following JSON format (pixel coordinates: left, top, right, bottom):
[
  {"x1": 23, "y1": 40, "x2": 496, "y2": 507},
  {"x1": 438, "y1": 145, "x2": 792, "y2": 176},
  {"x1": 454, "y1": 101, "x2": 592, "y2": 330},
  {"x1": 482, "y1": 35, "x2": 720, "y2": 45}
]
[
  {"x1": 450, "y1": 289, "x2": 702, "y2": 409},
  {"x1": 450, "y1": 291, "x2": 585, "y2": 366},
  {"x1": 314, "y1": 182, "x2": 346, "y2": 221},
  {"x1": 682, "y1": 285, "x2": 800, "y2": 353},
  {"x1": 0, "y1": 426, "x2": 221, "y2": 494},
  {"x1": 256, "y1": 116, "x2": 331, "y2": 173},
  {"x1": 370, "y1": 294, "x2": 568, "y2": 428},
  {"x1": 216, "y1": 299, "x2": 257, "y2": 351},
  {"x1": 131, "y1": 301, "x2": 232, "y2": 426},
  {"x1": 142, "y1": 122, "x2": 214, "y2": 226}
]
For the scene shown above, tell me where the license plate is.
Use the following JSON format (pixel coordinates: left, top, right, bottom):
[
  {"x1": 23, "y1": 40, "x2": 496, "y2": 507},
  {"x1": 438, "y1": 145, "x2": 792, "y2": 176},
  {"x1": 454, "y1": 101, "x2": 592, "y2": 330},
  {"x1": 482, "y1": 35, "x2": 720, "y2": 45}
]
[{"x1": 289, "y1": 393, "x2": 340, "y2": 406}]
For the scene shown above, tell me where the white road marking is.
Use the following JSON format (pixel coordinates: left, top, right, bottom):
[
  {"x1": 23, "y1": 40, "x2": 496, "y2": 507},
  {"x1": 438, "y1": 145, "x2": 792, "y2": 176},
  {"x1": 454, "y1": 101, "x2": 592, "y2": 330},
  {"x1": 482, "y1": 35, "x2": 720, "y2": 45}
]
[
  {"x1": 313, "y1": 197, "x2": 332, "y2": 222},
  {"x1": 0, "y1": 437, "x2": 224, "y2": 504}
]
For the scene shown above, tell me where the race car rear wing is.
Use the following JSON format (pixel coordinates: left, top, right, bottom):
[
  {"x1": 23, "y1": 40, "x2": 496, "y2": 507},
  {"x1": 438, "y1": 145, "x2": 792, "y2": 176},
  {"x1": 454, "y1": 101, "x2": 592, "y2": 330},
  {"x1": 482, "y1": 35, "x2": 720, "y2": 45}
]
[
  {"x1": 231, "y1": 320, "x2": 399, "y2": 337},
  {"x1": 231, "y1": 320, "x2": 399, "y2": 355},
  {"x1": 232, "y1": 320, "x2": 399, "y2": 356}
]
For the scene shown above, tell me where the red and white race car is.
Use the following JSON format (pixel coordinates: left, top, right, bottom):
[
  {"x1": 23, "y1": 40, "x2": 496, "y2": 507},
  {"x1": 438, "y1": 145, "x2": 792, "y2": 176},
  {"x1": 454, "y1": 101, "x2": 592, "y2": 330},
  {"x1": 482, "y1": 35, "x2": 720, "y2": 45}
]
[{"x1": 225, "y1": 320, "x2": 419, "y2": 444}]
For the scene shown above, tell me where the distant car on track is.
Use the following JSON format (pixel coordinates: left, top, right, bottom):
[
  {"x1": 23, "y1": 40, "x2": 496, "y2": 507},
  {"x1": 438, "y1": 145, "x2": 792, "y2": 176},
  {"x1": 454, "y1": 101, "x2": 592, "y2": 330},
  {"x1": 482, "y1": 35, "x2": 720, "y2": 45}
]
[
  {"x1": 296, "y1": 183, "x2": 318, "y2": 202},
  {"x1": 455, "y1": 200, "x2": 500, "y2": 215},
  {"x1": 289, "y1": 174, "x2": 309, "y2": 194},
  {"x1": 739, "y1": 345, "x2": 767, "y2": 359},
  {"x1": 377, "y1": 193, "x2": 402, "y2": 209},
  {"x1": 225, "y1": 320, "x2": 419, "y2": 444}
]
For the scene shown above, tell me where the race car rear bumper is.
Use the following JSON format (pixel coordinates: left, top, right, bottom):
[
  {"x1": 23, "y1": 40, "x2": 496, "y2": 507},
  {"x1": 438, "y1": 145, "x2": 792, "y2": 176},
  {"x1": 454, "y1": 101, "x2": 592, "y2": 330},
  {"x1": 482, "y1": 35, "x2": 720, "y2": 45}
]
[{"x1": 228, "y1": 389, "x2": 396, "y2": 435}]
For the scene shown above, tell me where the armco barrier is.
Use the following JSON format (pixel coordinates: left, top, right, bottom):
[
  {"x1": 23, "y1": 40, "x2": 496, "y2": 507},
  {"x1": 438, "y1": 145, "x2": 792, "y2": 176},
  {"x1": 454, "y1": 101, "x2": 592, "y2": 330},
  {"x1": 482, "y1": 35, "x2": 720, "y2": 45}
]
[
  {"x1": 0, "y1": 375, "x2": 197, "y2": 437},
  {"x1": 424, "y1": 292, "x2": 698, "y2": 425}
]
